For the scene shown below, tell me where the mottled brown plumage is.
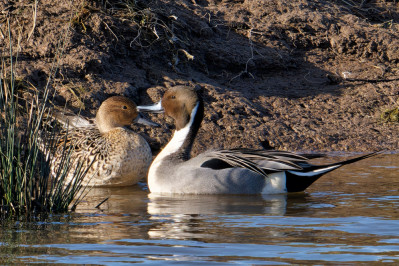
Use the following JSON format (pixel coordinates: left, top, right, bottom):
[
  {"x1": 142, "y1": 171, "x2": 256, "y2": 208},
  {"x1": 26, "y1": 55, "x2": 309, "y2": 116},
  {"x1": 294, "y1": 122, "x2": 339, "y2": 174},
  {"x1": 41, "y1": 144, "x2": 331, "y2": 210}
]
[{"x1": 51, "y1": 96, "x2": 152, "y2": 187}]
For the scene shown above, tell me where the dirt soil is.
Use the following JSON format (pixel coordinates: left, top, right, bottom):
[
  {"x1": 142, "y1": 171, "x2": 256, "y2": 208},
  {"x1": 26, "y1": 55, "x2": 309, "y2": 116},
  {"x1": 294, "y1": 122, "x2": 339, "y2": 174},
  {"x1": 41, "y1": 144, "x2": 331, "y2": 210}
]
[{"x1": 2, "y1": 0, "x2": 399, "y2": 154}]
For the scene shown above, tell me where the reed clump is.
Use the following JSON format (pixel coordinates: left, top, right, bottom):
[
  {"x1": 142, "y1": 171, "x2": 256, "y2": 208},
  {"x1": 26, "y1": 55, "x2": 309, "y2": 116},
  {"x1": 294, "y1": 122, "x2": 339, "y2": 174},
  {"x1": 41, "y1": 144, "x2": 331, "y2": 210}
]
[{"x1": 0, "y1": 24, "x2": 89, "y2": 217}]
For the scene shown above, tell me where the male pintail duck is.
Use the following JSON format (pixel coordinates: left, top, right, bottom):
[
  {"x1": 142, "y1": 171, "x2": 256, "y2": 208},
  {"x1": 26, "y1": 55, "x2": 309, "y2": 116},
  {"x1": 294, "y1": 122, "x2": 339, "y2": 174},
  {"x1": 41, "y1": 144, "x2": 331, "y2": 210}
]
[
  {"x1": 138, "y1": 86, "x2": 381, "y2": 194},
  {"x1": 50, "y1": 96, "x2": 158, "y2": 187}
]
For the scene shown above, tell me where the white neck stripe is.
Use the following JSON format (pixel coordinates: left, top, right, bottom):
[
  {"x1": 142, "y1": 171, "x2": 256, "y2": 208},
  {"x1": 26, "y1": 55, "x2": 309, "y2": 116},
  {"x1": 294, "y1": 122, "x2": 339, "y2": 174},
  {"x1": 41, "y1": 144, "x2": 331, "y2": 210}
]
[{"x1": 152, "y1": 102, "x2": 199, "y2": 164}]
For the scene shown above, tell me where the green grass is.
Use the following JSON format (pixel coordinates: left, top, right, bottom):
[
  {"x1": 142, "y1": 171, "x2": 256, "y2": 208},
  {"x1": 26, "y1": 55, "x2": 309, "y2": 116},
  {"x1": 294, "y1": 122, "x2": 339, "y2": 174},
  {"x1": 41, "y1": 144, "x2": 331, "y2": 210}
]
[
  {"x1": 381, "y1": 107, "x2": 399, "y2": 123},
  {"x1": 0, "y1": 20, "x2": 89, "y2": 217}
]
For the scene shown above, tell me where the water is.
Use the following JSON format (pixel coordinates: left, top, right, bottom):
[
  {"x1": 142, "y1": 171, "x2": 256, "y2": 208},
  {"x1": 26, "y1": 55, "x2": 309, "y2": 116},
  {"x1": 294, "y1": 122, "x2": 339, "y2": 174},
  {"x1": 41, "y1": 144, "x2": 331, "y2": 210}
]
[{"x1": 1, "y1": 153, "x2": 399, "y2": 264}]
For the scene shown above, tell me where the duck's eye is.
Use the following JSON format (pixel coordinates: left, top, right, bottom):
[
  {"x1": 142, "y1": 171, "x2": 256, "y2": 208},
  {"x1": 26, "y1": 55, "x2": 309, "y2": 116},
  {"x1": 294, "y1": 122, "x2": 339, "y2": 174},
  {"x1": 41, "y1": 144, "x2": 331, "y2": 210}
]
[{"x1": 122, "y1": 105, "x2": 128, "y2": 110}]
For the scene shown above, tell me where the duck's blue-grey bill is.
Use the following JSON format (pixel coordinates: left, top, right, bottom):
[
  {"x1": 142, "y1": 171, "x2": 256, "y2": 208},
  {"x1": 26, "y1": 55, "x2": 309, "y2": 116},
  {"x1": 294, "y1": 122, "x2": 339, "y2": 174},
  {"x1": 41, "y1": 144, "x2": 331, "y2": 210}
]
[
  {"x1": 137, "y1": 100, "x2": 164, "y2": 113},
  {"x1": 135, "y1": 114, "x2": 161, "y2": 127}
]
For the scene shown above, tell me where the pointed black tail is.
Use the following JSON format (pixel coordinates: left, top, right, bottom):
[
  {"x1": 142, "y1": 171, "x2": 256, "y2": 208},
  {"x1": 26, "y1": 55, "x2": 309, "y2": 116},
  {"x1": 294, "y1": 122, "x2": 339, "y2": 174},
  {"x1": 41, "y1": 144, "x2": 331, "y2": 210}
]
[{"x1": 285, "y1": 151, "x2": 384, "y2": 192}]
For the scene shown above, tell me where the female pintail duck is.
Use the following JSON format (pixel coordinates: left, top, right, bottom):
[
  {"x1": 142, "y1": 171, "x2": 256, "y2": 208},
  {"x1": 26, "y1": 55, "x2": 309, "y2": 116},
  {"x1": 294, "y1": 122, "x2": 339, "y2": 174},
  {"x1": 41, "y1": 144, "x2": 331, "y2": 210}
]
[
  {"x1": 138, "y1": 86, "x2": 381, "y2": 194},
  {"x1": 51, "y1": 96, "x2": 158, "y2": 187}
]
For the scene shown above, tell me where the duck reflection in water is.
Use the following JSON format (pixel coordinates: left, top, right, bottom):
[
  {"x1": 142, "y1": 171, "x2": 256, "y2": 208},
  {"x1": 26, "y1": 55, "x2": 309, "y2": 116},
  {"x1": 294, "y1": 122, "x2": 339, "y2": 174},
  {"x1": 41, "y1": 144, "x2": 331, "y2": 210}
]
[
  {"x1": 146, "y1": 193, "x2": 288, "y2": 240},
  {"x1": 74, "y1": 187, "x2": 291, "y2": 241}
]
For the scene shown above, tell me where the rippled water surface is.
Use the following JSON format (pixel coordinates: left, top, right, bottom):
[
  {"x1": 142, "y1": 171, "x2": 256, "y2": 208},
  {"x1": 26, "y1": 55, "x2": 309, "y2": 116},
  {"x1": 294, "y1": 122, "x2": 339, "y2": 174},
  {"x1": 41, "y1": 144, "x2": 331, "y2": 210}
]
[{"x1": 2, "y1": 153, "x2": 399, "y2": 264}]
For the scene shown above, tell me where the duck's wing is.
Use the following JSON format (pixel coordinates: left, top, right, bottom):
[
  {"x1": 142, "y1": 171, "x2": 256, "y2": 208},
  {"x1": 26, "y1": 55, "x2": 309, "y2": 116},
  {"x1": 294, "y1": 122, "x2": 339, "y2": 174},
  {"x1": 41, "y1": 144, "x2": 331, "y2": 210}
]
[
  {"x1": 39, "y1": 125, "x2": 103, "y2": 161},
  {"x1": 57, "y1": 126, "x2": 103, "y2": 152},
  {"x1": 199, "y1": 149, "x2": 306, "y2": 177},
  {"x1": 52, "y1": 111, "x2": 93, "y2": 129},
  {"x1": 228, "y1": 149, "x2": 307, "y2": 163},
  {"x1": 223, "y1": 149, "x2": 307, "y2": 170},
  {"x1": 201, "y1": 150, "x2": 268, "y2": 177}
]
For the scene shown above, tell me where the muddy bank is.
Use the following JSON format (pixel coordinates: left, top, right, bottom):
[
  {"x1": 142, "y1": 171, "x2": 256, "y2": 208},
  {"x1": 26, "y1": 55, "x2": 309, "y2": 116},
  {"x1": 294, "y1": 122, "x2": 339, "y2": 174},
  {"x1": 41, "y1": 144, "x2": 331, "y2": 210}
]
[{"x1": 1, "y1": 0, "x2": 399, "y2": 154}]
